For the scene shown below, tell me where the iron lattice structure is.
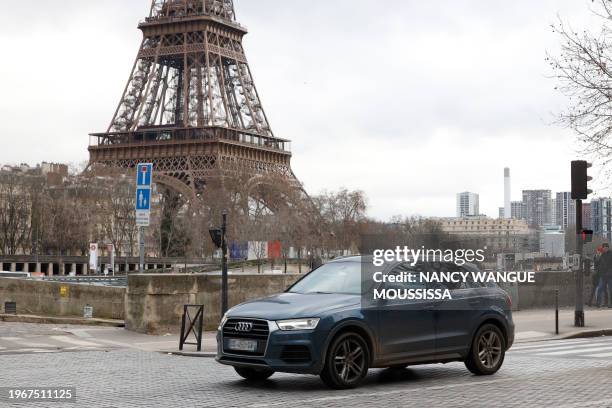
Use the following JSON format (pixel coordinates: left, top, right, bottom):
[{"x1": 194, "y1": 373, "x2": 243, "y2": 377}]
[{"x1": 89, "y1": 0, "x2": 296, "y2": 198}]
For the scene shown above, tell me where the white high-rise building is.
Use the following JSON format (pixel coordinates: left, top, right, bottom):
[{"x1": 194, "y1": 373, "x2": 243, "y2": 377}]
[
  {"x1": 456, "y1": 192, "x2": 479, "y2": 217},
  {"x1": 522, "y1": 190, "x2": 553, "y2": 228},
  {"x1": 555, "y1": 192, "x2": 576, "y2": 230}
]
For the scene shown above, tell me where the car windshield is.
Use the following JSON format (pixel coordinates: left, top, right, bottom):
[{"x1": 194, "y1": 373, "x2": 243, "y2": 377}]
[{"x1": 288, "y1": 261, "x2": 364, "y2": 295}]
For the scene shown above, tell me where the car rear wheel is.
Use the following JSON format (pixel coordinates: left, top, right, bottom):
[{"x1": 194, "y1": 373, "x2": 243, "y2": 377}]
[
  {"x1": 320, "y1": 332, "x2": 370, "y2": 389},
  {"x1": 234, "y1": 366, "x2": 274, "y2": 381},
  {"x1": 465, "y1": 324, "x2": 506, "y2": 375}
]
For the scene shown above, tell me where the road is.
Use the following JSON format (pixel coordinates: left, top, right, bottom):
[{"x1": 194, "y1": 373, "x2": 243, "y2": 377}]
[{"x1": 1, "y1": 324, "x2": 612, "y2": 407}]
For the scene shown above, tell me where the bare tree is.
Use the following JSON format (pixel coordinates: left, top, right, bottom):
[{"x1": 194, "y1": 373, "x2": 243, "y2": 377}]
[
  {"x1": 550, "y1": 0, "x2": 612, "y2": 171},
  {"x1": 313, "y1": 188, "x2": 368, "y2": 255},
  {"x1": 0, "y1": 174, "x2": 32, "y2": 255}
]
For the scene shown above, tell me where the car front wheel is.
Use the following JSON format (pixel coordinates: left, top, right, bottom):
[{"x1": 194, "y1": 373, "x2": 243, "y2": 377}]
[
  {"x1": 320, "y1": 332, "x2": 370, "y2": 389},
  {"x1": 465, "y1": 324, "x2": 506, "y2": 375},
  {"x1": 234, "y1": 366, "x2": 274, "y2": 381}
]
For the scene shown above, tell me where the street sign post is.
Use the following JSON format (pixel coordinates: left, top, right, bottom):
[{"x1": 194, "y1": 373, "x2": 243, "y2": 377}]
[
  {"x1": 136, "y1": 163, "x2": 153, "y2": 272},
  {"x1": 137, "y1": 163, "x2": 153, "y2": 187}
]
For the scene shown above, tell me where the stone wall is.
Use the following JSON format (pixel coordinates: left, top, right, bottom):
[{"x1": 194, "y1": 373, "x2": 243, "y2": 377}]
[
  {"x1": 125, "y1": 274, "x2": 302, "y2": 334},
  {"x1": 0, "y1": 278, "x2": 125, "y2": 319},
  {"x1": 1, "y1": 271, "x2": 599, "y2": 334},
  {"x1": 501, "y1": 271, "x2": 595, "y2": 311}
]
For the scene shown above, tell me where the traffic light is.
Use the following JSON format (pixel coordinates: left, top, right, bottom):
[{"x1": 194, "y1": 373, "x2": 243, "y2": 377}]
[
  {"x1": 209, "y1": 228, "x2": 222, "y2": 249},
  {"x1": 571, "y1": 160, "x2": 593, "y2": 200},
  {"x1": 581, "y1": 230, "x2": 593, "y2": 243}
]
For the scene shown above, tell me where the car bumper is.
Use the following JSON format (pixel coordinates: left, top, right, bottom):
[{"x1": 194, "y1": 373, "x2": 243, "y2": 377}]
[{"x1": 216, "y1": 324, "x2": 329, "y2": 375}]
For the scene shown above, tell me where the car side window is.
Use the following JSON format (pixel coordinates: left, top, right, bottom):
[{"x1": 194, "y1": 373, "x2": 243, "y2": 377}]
[
  {"x1": 427, "y1": 262, "x2": 462, "y2": 291},
  {"x1": 382, "y1": 263, "x2": 426, "y2": 291},
  {"x1": 424, "y1": 262, "x2": 485, "y2": 291}
]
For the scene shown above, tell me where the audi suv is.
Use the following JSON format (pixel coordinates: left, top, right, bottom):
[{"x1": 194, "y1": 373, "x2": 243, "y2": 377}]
[{"x1": 216, "y1": 256, "x2": 514, "y2": 389}]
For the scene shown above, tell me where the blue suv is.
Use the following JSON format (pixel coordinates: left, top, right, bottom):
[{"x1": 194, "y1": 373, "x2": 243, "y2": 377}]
[{"x1": 216, "y1": 256, "x2": 514, "y2": 389}]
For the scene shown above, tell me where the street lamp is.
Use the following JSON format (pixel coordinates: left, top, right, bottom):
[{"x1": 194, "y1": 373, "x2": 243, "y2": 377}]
[{"x1": 209, "y1": 211, "x2": 229, "y2": 315}]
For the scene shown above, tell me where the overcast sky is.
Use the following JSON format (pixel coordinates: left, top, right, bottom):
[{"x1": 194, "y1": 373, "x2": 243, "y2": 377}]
[{"x1": 0, "y1": 0, "x2": 603, "y2": 219}]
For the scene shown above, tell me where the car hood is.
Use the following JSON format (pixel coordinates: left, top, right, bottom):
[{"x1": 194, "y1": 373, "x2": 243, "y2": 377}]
[{"x1": 226, "y1": 292, "x2": 360, "y2": 321}]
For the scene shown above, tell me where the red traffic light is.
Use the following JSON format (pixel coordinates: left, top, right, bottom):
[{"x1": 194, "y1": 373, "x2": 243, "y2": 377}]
[{"x1": 581, "y1": 230, "x2": 594, "y2": 243}]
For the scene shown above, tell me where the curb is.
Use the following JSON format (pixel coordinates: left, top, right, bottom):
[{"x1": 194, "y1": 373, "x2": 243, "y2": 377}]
[
  {"x1": 0, "y1": 314, "x2": 125, "y2": 328},
  {"x1": 161, "y1": 350, "x2": 217, "y2": 358},
  {"x1": 515, "y1": 329, "x2": 612, "y2": 344},
  {"x1": 560, "y1": 329, "x2": 612, "y2": 340}
]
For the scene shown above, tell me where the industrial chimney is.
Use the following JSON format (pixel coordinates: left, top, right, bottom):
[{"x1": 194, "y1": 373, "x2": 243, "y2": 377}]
[{"x1": 504, "y1": 168, "x2": 511, "y2": 219}]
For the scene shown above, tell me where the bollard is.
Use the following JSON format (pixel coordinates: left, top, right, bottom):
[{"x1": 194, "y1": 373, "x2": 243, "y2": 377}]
[{"x1": 555, "y1": 289, "x2": 559, "y2": 335}]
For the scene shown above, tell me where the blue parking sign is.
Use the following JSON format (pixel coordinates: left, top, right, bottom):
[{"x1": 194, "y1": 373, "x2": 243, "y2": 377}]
[
  {"x1": 136, "y1": 188, "x2": 151, "y2": 211},
  {"x1": 137, "y1": 163, "x2": 153, "y2": 187}
]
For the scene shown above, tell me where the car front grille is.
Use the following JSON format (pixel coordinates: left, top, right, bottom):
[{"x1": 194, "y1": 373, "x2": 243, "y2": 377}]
[
  {"x1": 222, "y1": 318, "x2": 269, "y2": 356},
  {"x1": 280, "y1": 345, "x2": 311, "y2": 364}
]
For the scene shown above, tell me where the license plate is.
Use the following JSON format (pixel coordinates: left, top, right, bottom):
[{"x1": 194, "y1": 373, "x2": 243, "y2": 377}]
[{"x1": 227, "y1": 339, "x2": 258, "y2": 352}]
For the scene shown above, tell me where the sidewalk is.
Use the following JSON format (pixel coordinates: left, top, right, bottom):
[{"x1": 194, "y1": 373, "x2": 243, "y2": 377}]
[
  {"x1": 513, "y1": 306, "x2": 612, "y2": 343},
  {"x1": 0, "y1": 313, "x2": 125, "y2": 327},
  {"x1": 2, "y1": 307, "x2": 611, "y2": 357}
]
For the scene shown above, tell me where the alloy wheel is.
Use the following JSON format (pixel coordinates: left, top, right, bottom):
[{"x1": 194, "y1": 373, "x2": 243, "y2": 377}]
[
  {"x1": 333, "y1": 338, "x2": 366, "y2": 383},
  {"x1": 477, "y1": 329, "x2": 502, "y2": 369}
]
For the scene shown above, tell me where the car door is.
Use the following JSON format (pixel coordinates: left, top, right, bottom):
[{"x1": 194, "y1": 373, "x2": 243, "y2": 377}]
[
  {"x1": 377, "y1": 263, "x2": 437, "y2": 361},
  {"x1": 430, "y1": 263, "x2": 483, "y2": 355}
]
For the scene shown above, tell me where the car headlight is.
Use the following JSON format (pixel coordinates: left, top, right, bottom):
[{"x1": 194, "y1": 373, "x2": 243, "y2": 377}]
[
  {"x1": 276, "y1": 318, "x2": 320, "y2": 331},
  {"x1": 218, "y1": 314, "x2": 229, "y2": 331}
]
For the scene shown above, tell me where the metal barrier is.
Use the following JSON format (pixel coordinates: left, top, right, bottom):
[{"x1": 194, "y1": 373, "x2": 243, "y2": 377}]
[
  {"x1": 179, "y1": 305, "x2": 204, "y2": 352},
  {"x1": 43, "y1": 276, "x2": 128, "y2": 287}
]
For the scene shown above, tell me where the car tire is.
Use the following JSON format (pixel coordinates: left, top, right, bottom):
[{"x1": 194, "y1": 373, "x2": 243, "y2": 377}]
[
  {"x1": 234, "y1": 366, "x2": 274, "y2": 381},
  {"x1": 465, "y1": 323, "x2": 506, "y2": 375},
  {"x1": 320, "y1": 332, "x2": 370, "y2": 389}
]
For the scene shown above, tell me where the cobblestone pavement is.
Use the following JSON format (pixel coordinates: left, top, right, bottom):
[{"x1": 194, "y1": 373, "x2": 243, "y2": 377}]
[{"x1": 1, "y1": 336, "x2": 612, "y2": 408}]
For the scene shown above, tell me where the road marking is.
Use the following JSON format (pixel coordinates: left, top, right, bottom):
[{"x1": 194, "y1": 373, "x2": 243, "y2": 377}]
[
  {"x1": 19, "y1": 342, "x2": 56, "y2": 349},
  {"x1": 537, "y1": 345, "x2": 612, "y2": 356},
  {"x1": 510, "y1": 339, "x2": 596, "y2": 350},
  {"x1": 583, "y1": 351, "x2": 612, "y2": 358},
  {"x1": 0, "y1": 348, "x2": 45, "y2": 353},
  {"x1": 249, "y1": 378, "x2": 509, "y2": 408},
  {"x1": 511, "y1": 342, "x2": 612, "y2": 354},
  {"x1": 50, "y1": 336, "x2": 100, "y2": 347},
  {"x1": 0, "y1": 337, "x2": 23, "y2": 342}
]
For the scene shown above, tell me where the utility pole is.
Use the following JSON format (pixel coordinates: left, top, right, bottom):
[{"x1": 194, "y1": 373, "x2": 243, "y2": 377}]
[
  {"x1": 139, "y1": 227, "x2": 145, "y2": 273},
  {"x1": 575, "y1": 199, "x2": 584, "y2": 327},
  {"x1": 209, "y1": 211, "x2": 229, "y2": 314},
  {"x1": 135, "y1": 163, "x2": 153, "y2": 273},
  {"x1": 571, "y1": 160, "x2": 592, "y2": 328},
  {"x1": 221, "y1": 210, "x2": 228, "y2": 315}
]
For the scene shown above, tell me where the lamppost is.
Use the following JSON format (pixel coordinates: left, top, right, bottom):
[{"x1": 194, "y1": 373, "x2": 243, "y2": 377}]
[{"x1": 209, "y1": 210, "x2": 229, "y2": 315}]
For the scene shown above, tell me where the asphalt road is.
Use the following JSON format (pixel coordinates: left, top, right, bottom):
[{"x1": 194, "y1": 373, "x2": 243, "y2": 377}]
[{"x1": 1, "y1": 324, "x2": 612, "y2": 407}]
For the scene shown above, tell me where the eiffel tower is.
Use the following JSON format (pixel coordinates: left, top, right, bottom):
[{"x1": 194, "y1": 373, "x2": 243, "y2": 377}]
[{"x1": 88, "y1": 0, "x2": 296, "y2": 200}]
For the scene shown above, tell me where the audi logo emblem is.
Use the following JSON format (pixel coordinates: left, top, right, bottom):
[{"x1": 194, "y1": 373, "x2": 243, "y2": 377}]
[{"x1": 235, "y1": 322, "x2": 253, "y2": 332}]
